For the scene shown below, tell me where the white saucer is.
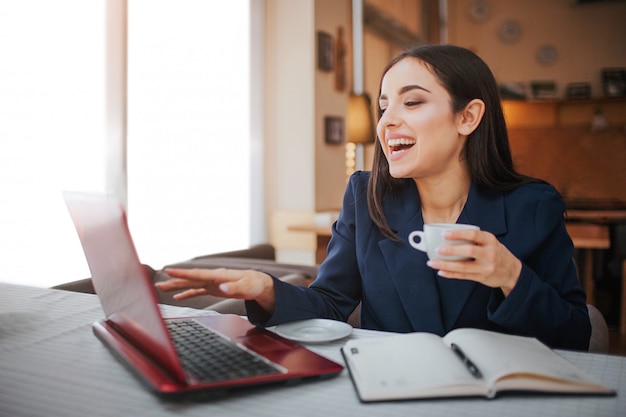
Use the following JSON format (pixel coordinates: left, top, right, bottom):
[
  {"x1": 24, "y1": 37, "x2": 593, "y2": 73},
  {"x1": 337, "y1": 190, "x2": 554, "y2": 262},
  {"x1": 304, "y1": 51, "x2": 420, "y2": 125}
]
[{"x1": 273, "y1": 319, "x2": 353, "y2": 343}]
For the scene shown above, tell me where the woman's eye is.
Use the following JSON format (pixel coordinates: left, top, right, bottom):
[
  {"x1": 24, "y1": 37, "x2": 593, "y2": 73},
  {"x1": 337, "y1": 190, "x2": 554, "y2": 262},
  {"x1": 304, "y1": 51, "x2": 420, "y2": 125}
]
[{"x1": 405, "y1": 100, "x2": 422, "y2": 107}]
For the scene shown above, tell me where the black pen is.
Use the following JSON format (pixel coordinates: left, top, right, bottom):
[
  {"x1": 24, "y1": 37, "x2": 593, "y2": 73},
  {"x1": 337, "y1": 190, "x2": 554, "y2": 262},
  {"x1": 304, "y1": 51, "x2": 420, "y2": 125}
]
[{"x1": 451, "y1": 343, "x2": 483, "y2": 379}]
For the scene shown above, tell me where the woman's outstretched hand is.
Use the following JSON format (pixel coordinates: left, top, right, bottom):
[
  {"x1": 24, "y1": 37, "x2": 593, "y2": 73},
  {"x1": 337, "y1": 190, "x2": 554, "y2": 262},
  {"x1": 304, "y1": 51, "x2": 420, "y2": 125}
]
[{"x1": 155, "y1": 268, "x2": 276, "y2": 313}]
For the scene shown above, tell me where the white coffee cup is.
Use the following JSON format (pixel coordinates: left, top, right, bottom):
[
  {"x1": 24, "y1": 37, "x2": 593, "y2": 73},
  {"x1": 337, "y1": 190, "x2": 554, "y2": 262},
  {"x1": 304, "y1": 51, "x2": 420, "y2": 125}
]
[{"x1": 408, "y1": 223, "x2": 480, "y2": 261}]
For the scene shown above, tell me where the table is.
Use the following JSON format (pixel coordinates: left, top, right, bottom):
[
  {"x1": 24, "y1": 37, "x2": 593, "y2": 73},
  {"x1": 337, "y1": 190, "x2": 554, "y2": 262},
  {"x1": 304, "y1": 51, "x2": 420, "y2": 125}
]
[
  {"x1": 565, "y1": 222, "x2": 610, "y2": 306},
  {"x1": 566, "y1": 210, "x2": 626, "y2": 223},
  {"x1": 1, "y1": 283, "x2": 625, "y2": 417},
  {"x1": 566, "y1": 209, "x2": 626, "y2": 337}
]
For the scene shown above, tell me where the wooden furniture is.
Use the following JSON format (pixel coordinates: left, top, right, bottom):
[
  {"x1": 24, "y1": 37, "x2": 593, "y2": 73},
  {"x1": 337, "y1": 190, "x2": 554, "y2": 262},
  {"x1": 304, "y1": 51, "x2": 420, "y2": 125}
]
[
  {"x1": 566, "y1": 209, "x2": 626, "y2": 338},
  {"x1": 288, "y1": 224, "x2": 332, "y2": 264},
  {"x1": 565, "y1": 222, "x2": 610, "y2": 306},
  {"x1": 620, "y1": 262, "x2": 626, "y2": 337},
  {"x1": 503, "y1": 97, "x2": 626, "y2": 129}
]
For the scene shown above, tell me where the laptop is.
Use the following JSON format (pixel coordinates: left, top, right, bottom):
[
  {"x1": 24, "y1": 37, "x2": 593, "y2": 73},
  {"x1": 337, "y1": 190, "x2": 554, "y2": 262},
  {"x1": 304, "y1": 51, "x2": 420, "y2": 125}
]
[{"x1": 63, "y1": 191, "x2": 343, "y2": 400}]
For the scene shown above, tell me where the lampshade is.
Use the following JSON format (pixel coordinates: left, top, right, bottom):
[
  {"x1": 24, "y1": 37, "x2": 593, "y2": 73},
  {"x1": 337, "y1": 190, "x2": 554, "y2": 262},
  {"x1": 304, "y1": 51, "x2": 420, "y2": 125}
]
[{"x1": 346, "y1": 93, "x2": 375, "y2": 144}]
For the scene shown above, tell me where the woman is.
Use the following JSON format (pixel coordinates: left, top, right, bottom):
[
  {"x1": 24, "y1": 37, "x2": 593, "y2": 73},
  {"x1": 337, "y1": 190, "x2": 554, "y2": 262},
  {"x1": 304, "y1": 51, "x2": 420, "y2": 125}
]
[{"x1": 157, "y1": 45, "x2": 590, "y2": 350}]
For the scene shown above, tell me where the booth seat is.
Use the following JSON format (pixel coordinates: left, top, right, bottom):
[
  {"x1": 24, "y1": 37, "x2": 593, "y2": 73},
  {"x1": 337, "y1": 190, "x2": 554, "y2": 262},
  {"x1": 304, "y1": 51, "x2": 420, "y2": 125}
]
[{"x1": 53, "y1": 244, "x2": 317, "y2": 316}]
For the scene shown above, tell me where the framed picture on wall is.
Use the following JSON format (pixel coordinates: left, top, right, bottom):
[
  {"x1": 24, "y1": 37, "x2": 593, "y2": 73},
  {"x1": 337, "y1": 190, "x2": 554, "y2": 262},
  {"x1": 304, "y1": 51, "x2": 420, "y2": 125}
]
[
  {"x1": 602, "y1": 68, "x2": 626, "y2": 98},
  {"x1": 317, "y1": 31, "x2": 334, "y2": 72},
  {"x1": 565, "y1": 83, "x2": 591, "y2": 100},
  {"x1": 530, "y1": 80, "x2": 558, "y2": 99},
  {"x1": 324, "y1": 116, "x2": 344, "y2": 144}
]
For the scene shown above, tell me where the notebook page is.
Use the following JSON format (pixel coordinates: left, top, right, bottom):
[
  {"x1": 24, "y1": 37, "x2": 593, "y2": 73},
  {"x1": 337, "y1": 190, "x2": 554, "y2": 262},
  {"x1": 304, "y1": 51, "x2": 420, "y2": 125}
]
[
  {"x1": 343, "y1": 332, "x2": 485, "y2": 400},
  {"x1": 442, "y1": 328, "x2": 611, "y2": 392}
]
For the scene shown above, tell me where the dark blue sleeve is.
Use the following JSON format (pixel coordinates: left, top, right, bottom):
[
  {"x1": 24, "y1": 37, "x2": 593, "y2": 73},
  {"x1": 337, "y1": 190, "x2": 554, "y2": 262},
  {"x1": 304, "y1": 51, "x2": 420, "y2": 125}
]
[
  {"x1": 487, "y1": 186, "x2": 591, "y2": 350},
  {"x1": 246, "y1": 173, "x2": 365, "y2": 327}
]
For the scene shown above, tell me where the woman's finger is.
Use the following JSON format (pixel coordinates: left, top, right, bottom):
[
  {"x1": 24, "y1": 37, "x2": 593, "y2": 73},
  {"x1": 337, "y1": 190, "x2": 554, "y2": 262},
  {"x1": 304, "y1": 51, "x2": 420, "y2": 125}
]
[
  {"x1": 172, "y1": 287, "x2": 210, "y2": 300},
  {"x1": 163, "y1": 267, "x2": 237, "y2": 282},
  {"x1": 155, "y1": 277, "x2": 209, "y2": 292}
]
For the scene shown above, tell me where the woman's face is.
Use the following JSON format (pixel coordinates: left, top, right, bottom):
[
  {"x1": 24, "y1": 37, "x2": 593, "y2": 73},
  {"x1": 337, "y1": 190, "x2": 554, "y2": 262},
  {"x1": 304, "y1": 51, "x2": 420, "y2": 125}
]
[{"x1": 377, "y1": 57, "x2": 467, "y2": 181}]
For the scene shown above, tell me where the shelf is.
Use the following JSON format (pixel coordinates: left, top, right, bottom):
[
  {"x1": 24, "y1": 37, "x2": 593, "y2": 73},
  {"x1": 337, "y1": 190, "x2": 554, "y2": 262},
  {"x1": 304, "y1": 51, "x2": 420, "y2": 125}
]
[
  {"x1": 503, "y1": 97, "x2": 626, "y2": 129},
  {"x1": 504, "y1": 97, "x2": 626, "y2": 104}
]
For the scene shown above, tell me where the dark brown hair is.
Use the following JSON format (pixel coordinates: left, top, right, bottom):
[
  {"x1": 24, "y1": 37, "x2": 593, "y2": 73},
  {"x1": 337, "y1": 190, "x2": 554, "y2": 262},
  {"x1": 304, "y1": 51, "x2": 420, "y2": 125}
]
[{"x1": 367, "y1": 44, "x2": 538, "y2": 240}]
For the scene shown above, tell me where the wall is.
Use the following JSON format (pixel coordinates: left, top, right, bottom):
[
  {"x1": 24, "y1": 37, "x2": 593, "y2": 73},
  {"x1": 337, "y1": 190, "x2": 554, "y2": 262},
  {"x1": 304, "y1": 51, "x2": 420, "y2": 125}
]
[
  {"x1": 362, "y1": 0, "x2": 424, "y2": 185},
  {"x1": 314, "y1": 0, "x2": 423, "y2": 211},
  {"x1": 448, "y1": 0, "x2": 626, "y2": 205},
  {"x1": 504, "y1": 98, "x2": 626, "y2": 203},
  {"x1": 508, "y1": 125, "x2": 626, "y2": 204},
  {"x1": 315, "y1": 0, "x2": 352, "y2": 211},
  {"x1": 447, "y1": 0, "x2": 626, "y2": 98},
  {"x1": 366, "y1": 0, "x2": 422, "y2": 34},
  {"x1": 267, "y1": 0, "x2": 626, "y2": 265},
  {"x1": 265, "y1": 0, "x2": 317, "y2": 264},
  {"x1": 266, "y1": 0, "x2": 424, "y2": 264}
]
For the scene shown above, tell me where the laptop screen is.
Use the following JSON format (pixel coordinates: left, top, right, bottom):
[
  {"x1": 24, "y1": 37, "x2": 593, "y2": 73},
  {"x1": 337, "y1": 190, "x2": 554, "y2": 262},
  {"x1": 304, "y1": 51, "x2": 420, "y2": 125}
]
[{"x1": 64, "y1": 192, "x2": 187, "y2": 383}]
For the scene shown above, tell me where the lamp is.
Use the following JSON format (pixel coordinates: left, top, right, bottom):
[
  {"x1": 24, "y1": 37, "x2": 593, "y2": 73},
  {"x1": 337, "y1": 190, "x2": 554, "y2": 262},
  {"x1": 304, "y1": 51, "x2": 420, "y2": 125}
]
[
  {"x1": 347, "y1": 93, "x2": 375, "y2": 144},
  {"x1": 346, "y1": 93, "x2": 375, "y2": 172}
]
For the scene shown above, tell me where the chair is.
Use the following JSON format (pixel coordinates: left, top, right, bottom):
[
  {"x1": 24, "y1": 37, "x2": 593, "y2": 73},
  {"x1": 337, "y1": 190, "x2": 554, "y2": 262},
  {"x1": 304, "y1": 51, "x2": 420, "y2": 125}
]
[
  {"x1": 52, "y1": 244, "x2": 316, "y2": 315},
  {"x1": 613, "y1": 223, "x2": 626, "y2": 338},
  {"x1": 587, "y1": 304, "x2": 609, "y2": 353}
]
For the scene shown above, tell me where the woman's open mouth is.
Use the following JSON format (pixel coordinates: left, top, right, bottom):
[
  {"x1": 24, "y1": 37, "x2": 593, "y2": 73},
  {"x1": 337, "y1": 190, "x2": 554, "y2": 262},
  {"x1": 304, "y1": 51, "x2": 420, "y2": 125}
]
[{"x1": 388, "y1": 138, "x2": 416, "y2": 156}]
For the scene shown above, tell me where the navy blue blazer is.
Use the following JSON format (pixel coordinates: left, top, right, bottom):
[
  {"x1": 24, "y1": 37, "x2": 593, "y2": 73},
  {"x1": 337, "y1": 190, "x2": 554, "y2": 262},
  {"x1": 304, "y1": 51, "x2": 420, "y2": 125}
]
[{"x1": 248, "y1": 171, "x2": 591, "y2": 350}]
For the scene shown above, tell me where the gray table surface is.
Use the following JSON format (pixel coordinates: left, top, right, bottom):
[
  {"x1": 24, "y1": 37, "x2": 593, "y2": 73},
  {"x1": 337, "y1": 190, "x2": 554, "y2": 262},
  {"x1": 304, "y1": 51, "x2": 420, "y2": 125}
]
[{"x1": 1, "y1": 283, "x2": 624, "y2": 417}]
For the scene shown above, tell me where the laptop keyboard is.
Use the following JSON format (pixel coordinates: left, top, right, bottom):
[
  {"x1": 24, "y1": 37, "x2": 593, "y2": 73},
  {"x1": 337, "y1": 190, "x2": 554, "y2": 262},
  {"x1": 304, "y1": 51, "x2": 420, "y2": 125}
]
[{"x1": 166, "y1": 319, "x2": 281, "y2": 383}]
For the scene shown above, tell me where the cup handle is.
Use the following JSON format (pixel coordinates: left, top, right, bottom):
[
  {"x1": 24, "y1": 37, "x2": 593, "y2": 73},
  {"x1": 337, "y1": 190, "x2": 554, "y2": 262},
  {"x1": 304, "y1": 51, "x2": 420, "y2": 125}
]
[{"x1": 408, "y1": 231, "x2": 426, "y2": 252}]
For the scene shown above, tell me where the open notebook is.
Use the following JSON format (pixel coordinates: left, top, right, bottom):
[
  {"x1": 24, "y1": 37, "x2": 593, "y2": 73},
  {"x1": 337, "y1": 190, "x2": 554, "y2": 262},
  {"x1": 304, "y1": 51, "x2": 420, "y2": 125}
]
[
  {"x1": 63, "y1": 192, "x2": 343, "y2": 400},
  {"x1": 341, "y1": 328, "x2": 615, "y2": 403}
]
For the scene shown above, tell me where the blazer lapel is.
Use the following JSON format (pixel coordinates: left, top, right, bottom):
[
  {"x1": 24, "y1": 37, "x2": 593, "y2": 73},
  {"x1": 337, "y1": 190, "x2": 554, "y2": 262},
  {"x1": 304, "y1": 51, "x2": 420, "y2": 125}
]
[
  {"x1": 378, "y1": 182, "x2": 445, "y2": 334},
  {"x1": 377, "y1": 182, "x2": 509, "y2": 334},
  {"x1": 379, "y1": 235, "x2": 446, "y2": 335}
]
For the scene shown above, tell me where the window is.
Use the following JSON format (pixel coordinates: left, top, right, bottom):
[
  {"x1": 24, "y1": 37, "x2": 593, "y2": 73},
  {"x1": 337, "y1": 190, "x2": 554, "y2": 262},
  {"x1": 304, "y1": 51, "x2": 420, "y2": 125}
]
[
  {"x1": 0, "y1": 0, "x2": 106, "y2": 286},
  {"x1": 127, "y1": 0, "x2": 255, "y2": 268},
  {"x1": 0, "y1": 0, "x2": 260, "y2": 287}
]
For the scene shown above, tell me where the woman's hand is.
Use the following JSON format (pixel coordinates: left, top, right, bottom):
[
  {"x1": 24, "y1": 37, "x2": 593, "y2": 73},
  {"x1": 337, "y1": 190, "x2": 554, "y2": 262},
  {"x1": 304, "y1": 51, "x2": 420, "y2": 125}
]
[
  {"x1": 426, "y1": 229, "x2": 522, "y2": 297},
  {"x1": 155, "y1": 268, "x2": 276, "y2": 313}
]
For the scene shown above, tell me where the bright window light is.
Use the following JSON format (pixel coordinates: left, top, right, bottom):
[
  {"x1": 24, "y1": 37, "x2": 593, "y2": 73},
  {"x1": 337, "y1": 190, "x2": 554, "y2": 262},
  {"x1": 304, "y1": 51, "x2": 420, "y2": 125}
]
[
  {"x1": 0, "y1": 0, "x2": 253, "y2": 287},
  {"x1": 127, "y1": 0, "x2": 251, "y2": 268},
  {"x1": 0, "y1": 0, "x2": 106, "y2": 287}
]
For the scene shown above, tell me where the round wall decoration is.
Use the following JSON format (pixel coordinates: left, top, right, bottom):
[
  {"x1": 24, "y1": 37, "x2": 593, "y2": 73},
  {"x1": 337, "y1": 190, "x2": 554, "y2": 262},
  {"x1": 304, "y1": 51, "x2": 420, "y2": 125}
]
[
  {"x1": 468, "y1": 0, "x2": 491, "y2": 23},
  {"x1": 536, "y1": 44, "x2": 558, "y2": 66},
  {"x1": 498, "y1": 19, "x2": 522, "y2": 43}
]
